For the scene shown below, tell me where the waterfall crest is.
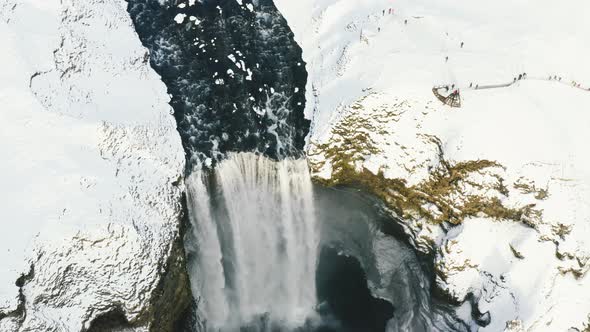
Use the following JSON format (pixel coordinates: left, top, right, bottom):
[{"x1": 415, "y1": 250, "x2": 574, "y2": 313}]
[{"x1": 185, "y1": 152, "x2": 319, "y2": 331}]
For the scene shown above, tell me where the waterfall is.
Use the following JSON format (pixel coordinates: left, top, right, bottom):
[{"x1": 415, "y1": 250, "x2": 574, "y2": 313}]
[{"x1": 185, "y1": 152, "x2": 319, "y2": 331}]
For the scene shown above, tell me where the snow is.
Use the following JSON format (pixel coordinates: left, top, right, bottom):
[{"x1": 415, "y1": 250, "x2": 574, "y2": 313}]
[
  {"x1": 275, "y1": 0, "x2": 590, "y2": 330},
  {"x1": 0, "y1": 0, "x2": 184, "y2": 330},
  {"x1": 439, "y1": 218, "x2": 590, "y2": 331},
  {"x1": 174, "y1": 13, "x2": 187, "y2": 24}
]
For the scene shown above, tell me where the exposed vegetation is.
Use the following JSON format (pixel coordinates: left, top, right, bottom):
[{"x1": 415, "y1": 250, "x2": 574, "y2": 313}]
[
  {"x1": 309, "y1": 94, "x2": 545, "y2": 226},
  {"x1": 552, "y1": 223, "x2": 572, "y2": 240},
  {"x1": 558, "y1": 266, "x2": 585, "y2": 279}
]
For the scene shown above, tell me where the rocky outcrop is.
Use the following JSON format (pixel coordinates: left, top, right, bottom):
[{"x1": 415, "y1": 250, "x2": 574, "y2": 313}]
[
  {"x1": 0, "y1": 0, "x2": 187, "y2": 331},
  {"x1": 146, "y1": 198, "x2": 192, "y2": 332}
]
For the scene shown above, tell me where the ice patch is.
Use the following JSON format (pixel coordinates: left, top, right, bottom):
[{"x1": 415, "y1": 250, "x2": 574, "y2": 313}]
[{"x1": 174, "y1": 13, "x2": 186, "y2": 24}]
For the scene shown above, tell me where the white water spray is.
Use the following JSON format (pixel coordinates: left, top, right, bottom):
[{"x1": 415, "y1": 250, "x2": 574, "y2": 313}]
[{"x1": 185, "y1": 152, "x2": 319, "y2": 331}]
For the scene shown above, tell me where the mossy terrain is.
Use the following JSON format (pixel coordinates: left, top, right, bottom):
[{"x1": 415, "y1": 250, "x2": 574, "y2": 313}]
[
  {"x1": 552, "y1": 223, "x2": 572, "y2": 240},
  {"x1": 91, "y1": 194, "x2": 193, "y2": 332},
  {"x1": 433, "y1": 240, "x2": 479, "y2": 283},
  {"x1": 308, "y1": 94, "x2": 544, "y2": 226},
  {"x1": 513, "y1": 177, "x2": 549, "y2": 200}
]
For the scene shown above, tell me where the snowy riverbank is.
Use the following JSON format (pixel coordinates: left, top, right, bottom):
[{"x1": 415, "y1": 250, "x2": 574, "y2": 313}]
[{"x1": 0, "y1": 0, "x2": 187, "y2": 330}]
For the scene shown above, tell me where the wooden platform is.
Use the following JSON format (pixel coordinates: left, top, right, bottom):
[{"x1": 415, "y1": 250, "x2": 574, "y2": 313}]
[{"x1": 432, "y1": 87, "x2": 461, "y2": 108}]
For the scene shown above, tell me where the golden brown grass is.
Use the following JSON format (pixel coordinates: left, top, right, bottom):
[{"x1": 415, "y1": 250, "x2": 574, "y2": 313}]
[{"x1": 308, "y1": 95, "x2": 545, "y2": 226}]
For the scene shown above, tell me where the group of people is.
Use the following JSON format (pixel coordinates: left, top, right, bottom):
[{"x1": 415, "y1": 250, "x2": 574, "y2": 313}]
[
  {"x1": 460, "y1": 72, "x2": 588, "y2": 93},
  {"x1": 513, "y1": 72, "x2": 528, "y2": 82},
  {"x1": 545, "y1": 75, "x2": 590, "y2": 90},
  {"x1": 438, "y1": 85, "x2": 460, "y2": 96},
  {"x1": 375, "y1": 8, "x2": 410, "y2": 33},
  {"x1": 570, "y1": 80, "x2": 588, "y2": 90},
  {"x1": 466, "y1": 72, "x2": 528, "y2": 90},
  {"x1": 375, "y1": 7, "x2": 588, "y2": 94},
  {"x1": 442, "y1": 84, "x2": 456, "y2": 92}
]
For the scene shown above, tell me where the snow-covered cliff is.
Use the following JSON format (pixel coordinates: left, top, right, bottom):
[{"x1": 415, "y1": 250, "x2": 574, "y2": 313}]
[
  {"x1": 0, "y1": 0, "x2": 186, "y2": 330},
  {"x1": 275, "y1": 0, "x2": 590, "y2": 330}
]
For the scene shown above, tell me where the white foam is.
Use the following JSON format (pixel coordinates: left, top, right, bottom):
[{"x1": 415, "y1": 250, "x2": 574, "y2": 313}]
[{"x1": 186, "y1": 153, "x2": 319, "y2": 330}]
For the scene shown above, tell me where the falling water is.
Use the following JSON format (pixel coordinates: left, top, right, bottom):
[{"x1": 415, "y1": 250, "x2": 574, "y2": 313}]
[
  {"x1": 127, "y1": 1, "x2": 477, "y2": 330},
  {"x1": 185, "y1": 152, "x2": 319, "y2": 331}
]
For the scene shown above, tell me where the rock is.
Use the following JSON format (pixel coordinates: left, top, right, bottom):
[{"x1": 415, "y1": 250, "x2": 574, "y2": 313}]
[
  {"x1": 475, "y1": 311, "x2": 491, "y2": 327},
  {"x1": 275, "y1": 0, "x2": 590, "y2": 330},
  {"x1": 0, "y1": 0, "x2": 187, "y2": 330}
]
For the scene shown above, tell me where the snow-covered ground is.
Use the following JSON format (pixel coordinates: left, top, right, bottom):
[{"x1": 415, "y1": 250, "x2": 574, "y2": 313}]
[
  {"x1": 275, "y1": 0, "x2": 590, "y2": 330},
  {"x1": 0, "y1": 0, "x2": 184, "y2": 330}
]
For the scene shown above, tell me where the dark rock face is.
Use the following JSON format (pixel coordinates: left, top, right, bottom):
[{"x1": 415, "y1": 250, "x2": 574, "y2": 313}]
[
  {"x1": 86, "y1": 197, "x2": 192, "y2": 332},
  {"x1": 147, "y1": 199, "x2": 193, "y2": 332},
  {"x1": 87, "y1": 308, "x2": 133, "y2": 332},
  {"x1": 127, "y1": 0, "x2": 309, "y2": 168},
  {"x1": 475, "y1": 311, "x2": 491, "y2": 327}
]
